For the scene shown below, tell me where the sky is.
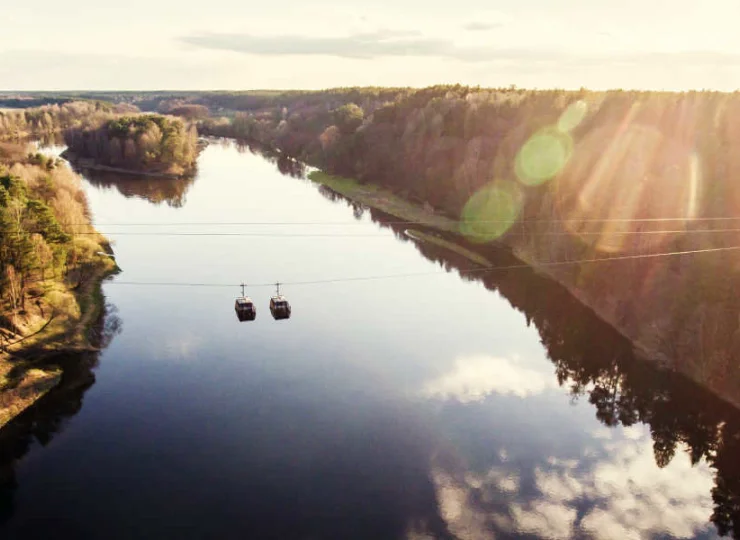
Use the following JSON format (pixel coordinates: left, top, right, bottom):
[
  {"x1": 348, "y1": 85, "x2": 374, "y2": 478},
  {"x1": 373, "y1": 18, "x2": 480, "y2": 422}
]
[{"x1": 2, "y1": 0, "x2": 740, "y2": 91}]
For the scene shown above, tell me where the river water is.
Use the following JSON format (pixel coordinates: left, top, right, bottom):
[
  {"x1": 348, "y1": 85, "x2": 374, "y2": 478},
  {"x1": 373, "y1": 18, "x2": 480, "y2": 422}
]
[{"x1": 1, "y1": 139, "x2": 739, "y2": 539}]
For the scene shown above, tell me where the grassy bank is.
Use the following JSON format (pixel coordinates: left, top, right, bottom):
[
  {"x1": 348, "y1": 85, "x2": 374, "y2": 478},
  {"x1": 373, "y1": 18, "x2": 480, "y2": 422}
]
[
  {"x1": 403, "y1": 229, "x2": 493, "y2": 267},
  {"x1": 310, "y1": 172, "x2": 459, "y2": 233},
  {"x1": 310, "y1": 171, "x2": 505, "y2": 266}
]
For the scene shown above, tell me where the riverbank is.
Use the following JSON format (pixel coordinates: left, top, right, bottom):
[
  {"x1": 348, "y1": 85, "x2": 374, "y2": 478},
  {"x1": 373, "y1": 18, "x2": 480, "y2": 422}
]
[
  {"x1": 310, "y1": 172, "x2": 458, "y2": 232},
  {"x1": 0, "y1": 252, "x2": 119, "y2": 429},
  {"x1": 403, "y1": 229, "x2": 493, "y2": 267},
  {"x1": 61, "y1": 150, "x2": 186, "y2": 179},
  {"x1": 308, "y1": 170, "x2": 740, "y2": 411},
  {"x1": 0, "y1": 151, "x2": 121, "y2": 430}
]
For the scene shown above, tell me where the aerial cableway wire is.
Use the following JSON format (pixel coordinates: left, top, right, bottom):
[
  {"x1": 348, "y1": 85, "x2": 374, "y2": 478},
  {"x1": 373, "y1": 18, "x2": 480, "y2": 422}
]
[
  {"x1": 8, "y1": 229, "x2": 740, "y2": 237},
  {"x1": 102, "y1": 244, "x2": 740, "y2": 289},
  {"x1": 21, "y1": 216, "x2": 740, "y2": 226}
]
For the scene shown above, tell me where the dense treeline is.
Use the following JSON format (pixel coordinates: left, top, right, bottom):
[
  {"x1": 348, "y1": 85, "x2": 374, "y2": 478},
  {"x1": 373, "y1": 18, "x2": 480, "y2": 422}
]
[
  {"x1": 190, "y1": 87, "x2": 407, "y2": 116},
  {"x1": 64, "y1": 115, "x2": 198, "y2": 176},
  {"x1": 1, "y1": 89, "x2": 409, "y2": 117},
  {"x1": 191, "y1": 86, "x2": 740, "y2": 229},
  {"x1": 0, "y1": 100, "x2": 138, "y2": 141},
  {"x1": 1, "y1": 91, "x2": 181, "y2": 113},
  {"x1": 197, "y1": 87, "x2": 409, "y2": 147},
  {"x1": 159, "y1": 102, "x2": 210, "y2": 120},
  {"x1": 0, "y1": 97, "x2": 71, "y2": 109},
  {"x1": 196, "y1": 85, "x2": 730, "y2": 218}
]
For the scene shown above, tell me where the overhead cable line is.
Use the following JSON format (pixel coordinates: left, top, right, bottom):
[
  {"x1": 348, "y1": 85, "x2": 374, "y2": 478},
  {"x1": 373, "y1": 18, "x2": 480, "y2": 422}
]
[
  {"x1": 20, "y1": 216, "x2": 740, "y2": 227},
  {"x1": 92, "y1": 228, "x2": 740, "y2": 237},
  {"x1": 9, "y1": 229, "x2": 740, "y2": 238},
  {"x1": 102, "y1": 244, "x2": 740, "y2": 289}
]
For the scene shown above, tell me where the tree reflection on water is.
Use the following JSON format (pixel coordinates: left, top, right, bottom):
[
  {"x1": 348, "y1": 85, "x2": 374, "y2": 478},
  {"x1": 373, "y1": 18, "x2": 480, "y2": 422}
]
[{"x1": 81, "y1": 169, "x2": 196, "y2": 208}]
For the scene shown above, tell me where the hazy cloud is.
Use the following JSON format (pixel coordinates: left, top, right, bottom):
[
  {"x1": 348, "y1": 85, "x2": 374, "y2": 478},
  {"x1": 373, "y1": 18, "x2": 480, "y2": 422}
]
[
  {"x1": 0, "y1": 50, "x2": 246, "y2": 90},
  {"x1": 181, "y1": 30, "x2": 740, "y2": 69},
  {"x1": 617, "y1": 50, "x2": 740, "y2": 67},
  {"x1": 181, "y1": 30, "x2": 452, "y2": 60},
  {"x1": 463, "y1": 22, "x2": 502, "y2": 32},
  {"x1": 181, "y1": 30, "x2": 574, "y2": 63}
]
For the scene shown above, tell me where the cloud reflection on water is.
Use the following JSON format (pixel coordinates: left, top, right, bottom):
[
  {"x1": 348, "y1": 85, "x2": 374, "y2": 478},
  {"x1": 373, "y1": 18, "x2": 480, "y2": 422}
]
[
  {"x1": 421, "y1": 354, "x2": 556, "y2": 402},
  {"x1": 428, "y1": 426, "x2": 718, "y2": 539}
]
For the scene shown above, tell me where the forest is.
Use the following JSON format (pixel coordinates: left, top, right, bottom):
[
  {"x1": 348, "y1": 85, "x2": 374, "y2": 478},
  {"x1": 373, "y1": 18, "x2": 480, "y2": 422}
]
[
  {"x1": 0, "y1": 101, "x2": 118, "y2": 140},
  {"x1": 0, "y1": 140, "x2": 118, "y2": 426},
  {"x1": 0, "y1": 143, "x2": 114, "y2": 344}
]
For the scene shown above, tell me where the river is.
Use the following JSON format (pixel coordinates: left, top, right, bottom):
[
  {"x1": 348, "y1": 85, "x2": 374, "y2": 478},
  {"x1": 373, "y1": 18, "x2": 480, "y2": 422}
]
[{"x1": 0, "y1": 139, "x2": 738, "y2": 539}]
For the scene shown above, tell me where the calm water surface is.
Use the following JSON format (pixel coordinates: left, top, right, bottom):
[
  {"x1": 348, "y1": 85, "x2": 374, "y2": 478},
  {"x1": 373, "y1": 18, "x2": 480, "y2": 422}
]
[{"x1": 1, "y1": 140, "x2": 739, "y2": 539}]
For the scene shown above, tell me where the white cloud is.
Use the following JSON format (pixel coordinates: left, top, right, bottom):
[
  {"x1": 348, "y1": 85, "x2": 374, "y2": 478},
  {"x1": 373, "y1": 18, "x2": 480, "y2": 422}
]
[{"x1": 421, "y1": 354, "x2": 555, "y2": 401}]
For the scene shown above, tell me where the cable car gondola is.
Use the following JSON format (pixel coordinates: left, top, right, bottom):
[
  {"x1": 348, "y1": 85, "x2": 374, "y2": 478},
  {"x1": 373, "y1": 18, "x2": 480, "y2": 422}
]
[
  {"x1": 269, "y1": 282, "x2": 291, "y2": 320},
  {"x1": 235, "y1": 284, "x2": 257, "y2": 322}
]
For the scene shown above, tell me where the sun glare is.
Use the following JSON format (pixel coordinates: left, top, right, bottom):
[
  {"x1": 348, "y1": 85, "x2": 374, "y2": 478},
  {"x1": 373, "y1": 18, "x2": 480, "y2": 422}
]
[{"x1": 554, "y1": 104, "x2": 702, "y2": 253}]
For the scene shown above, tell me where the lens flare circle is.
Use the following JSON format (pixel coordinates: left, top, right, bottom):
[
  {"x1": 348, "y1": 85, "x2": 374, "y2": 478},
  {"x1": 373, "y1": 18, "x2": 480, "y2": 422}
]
[
  {"x1": 515, "y1": 128, "x2": 574, "y2": 186},
  {"x1": 461, "y1": 180, "x2": 523, "y2": 243},
  {"x1": 558, "y1": 100, "x2": 588, "y2": 133}
]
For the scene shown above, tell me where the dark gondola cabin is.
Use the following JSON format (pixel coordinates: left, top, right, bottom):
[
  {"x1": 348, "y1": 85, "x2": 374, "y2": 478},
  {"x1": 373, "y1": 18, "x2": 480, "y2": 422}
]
[
  {"x1": 235, "y1": 297, "x2": 257, "y2": 322},
  {"x1": 269, "y1": 295, "x2": 291, "y2": 320}
]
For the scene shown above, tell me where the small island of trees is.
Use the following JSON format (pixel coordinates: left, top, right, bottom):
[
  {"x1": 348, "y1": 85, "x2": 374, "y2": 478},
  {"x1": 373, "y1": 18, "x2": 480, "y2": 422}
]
[{"x1": 64, "y1": 114, "x2": 198, "y2": 177}]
